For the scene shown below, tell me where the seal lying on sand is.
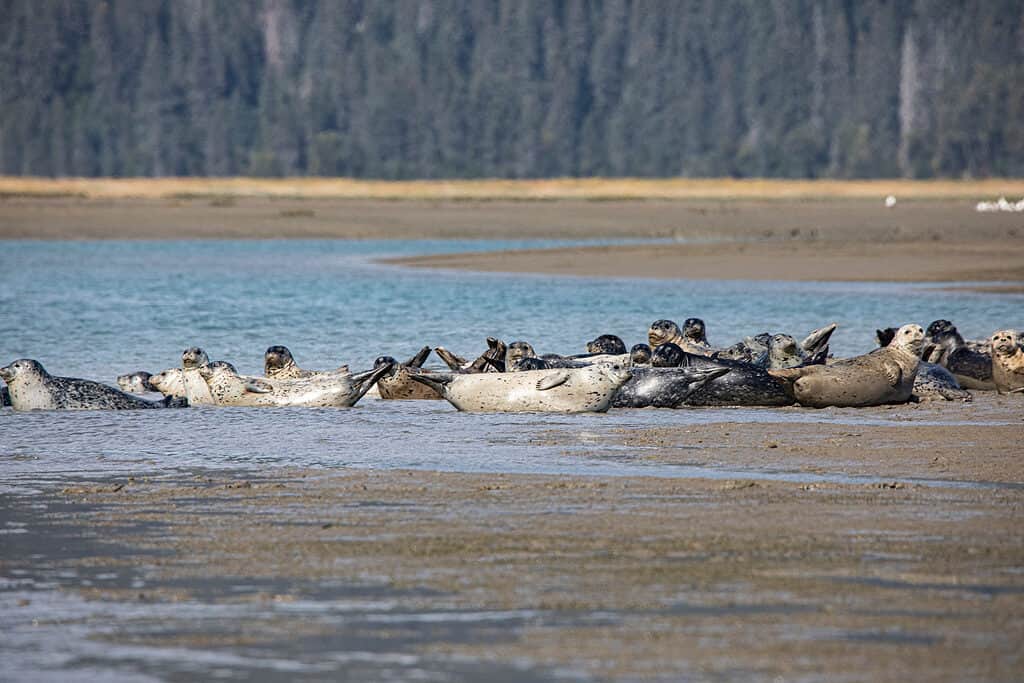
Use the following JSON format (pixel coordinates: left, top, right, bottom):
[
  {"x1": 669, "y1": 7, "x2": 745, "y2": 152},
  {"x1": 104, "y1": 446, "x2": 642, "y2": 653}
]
[
  {"x1": 611, "y1": 366, "x2": 731, "y2": 408},
  {"x1": 264, "y1": 346, "x2": 349, "y2": 380},
  {"x1": 199, "y1": 361, "x2": 391, "y2": 408},
  {"x1": 436, "y1": 338, "x2": 507, "y2": 373},
  {"x1": 374, "y1": 347, "x2": 441, "y2": 400},
  {"x1": 990, "y1": 330, "x2": 1024, "y2": 394},
  {"x1": 652, "y1": 344, "x2": 792, "y2": 406},
  {"x1": 0, "y1": 359, "x2": 187, "y2": 411},
  {"x1": 409, "y1": 362, "x2": 631, "y2": 413},
  {"x1": 770, "y1": 324, "x2": 924, "y2": 408},
  {"x1": 877, "y1": 328, "x2": 971, "y2": 401},
  {"x1": 117, "y1": 371, "x2": 157, "y2": 394},
  {"x1": 924, "y1": 323, "x2": 994, "y2": 390},
  {"x1": 181, "y1": 347, "x2": 216, "y2": 406}
]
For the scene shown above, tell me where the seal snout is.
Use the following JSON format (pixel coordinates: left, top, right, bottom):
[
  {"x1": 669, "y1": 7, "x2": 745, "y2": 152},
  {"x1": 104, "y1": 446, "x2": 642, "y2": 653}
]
[{"x1": 0, "y1": 364, "x2": 13, "y2": 382}]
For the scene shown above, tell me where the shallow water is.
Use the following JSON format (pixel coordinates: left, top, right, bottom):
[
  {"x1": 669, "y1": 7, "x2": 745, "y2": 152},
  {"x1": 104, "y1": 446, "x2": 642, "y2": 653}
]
[{"x1": 1, "y1": 239, "x2": 1022, "y2": 488}]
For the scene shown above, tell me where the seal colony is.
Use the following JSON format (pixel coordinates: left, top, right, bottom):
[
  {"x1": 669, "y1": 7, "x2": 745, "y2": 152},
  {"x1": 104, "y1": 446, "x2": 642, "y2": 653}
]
[{"x1": 1, "y1": 319, "x2": 1020, "y2": 413}]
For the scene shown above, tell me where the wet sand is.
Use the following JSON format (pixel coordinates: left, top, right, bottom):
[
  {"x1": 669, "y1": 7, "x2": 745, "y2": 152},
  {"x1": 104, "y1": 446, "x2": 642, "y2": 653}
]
[{"x1": 3, "y1": 394, "x2": 1023, "y2": 681}]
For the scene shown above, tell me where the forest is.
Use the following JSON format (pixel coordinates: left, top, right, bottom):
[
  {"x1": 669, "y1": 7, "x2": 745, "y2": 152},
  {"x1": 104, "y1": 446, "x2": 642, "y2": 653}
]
[{"x1": 1, "y1": 0, "x2": 1021, "y2": 179}]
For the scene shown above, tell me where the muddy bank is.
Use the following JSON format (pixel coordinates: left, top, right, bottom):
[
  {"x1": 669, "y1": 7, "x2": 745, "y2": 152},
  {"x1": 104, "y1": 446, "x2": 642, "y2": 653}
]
[
  {"x1": 2, "y1": 196, "x2": 1022, "y2": 243},
  {"x1": 3, "y1": 397, "x2": 1023, "y2": 681}
]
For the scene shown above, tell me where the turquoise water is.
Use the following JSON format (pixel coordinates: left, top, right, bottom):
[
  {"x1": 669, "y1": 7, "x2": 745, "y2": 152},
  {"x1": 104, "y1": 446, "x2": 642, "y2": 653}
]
[{"x1": 0, "y1": 239, "x2": 1022, "y2": 486}]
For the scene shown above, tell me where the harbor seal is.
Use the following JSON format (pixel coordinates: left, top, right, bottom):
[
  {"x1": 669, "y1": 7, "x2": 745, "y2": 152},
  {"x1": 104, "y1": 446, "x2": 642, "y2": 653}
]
[
  {"x1": 585, "y1": 335, "x2": 627, "y2": 355},
  {"x1": 770, "y1": 324, "x2": 924, "y2": 408},
  {"x1": 199, "y1": 361, "x2": 392, "y2": 408},
  {"x1": 375, "y1": 347, "x2": 443, "y2": 400},
  {"x1": 611, "y1": 365, "x2": 731, "y2": 409},
  {"x1": 651, "y1": 343, "x2": 792, "y2": 406},
  {"x1": 264, "y1": 345, "x2": 349, "y2": 380},
  {"x1": 924, "y1": 323, "x2": 994, "y2": 390},
  {"x1": 505, "y1": 341, "x2": 590, "y2": 371},
  {"x1": 630, "y1": 344, "x2": 652, "y2": 366},
  {"x1": 990, "y1": 329, "x2": 1024, "y2": 394},
  {"x1": 681, "y1": 318, "x2": 714, "y2": 354},
  {"x1": 0, "y1": 359, "x2": 188, "y2": 411},
  {"x1": 148, "y1": 368, "x2": 188, "y2": 399},
  {"x1": 409, "y1": 362, "x2": 632, "y2": 413},
  {"x1": 181, "y1": 347, "x2": 216, "y2": 405},
  {"x1": 117, "y1": 371, "x2": 156, "y2": 394},
  {"x1": 648, "y1": 320, "x2": 711, "y2": 356},
  {"x1": 876, "y1": 328, "x2": 971, "y2": 401}
]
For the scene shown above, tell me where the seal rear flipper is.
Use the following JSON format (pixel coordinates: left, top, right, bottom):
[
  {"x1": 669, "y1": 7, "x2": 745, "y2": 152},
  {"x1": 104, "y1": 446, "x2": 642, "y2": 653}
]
[
  {"x1": 801, "y1": 323, "x2": 838, "y2": 356},
  {"x1": 536, "y1": 371, "x2": 571, "y2": 391},
  {"x1": 434, "y1": 347, "x2": 468, "y2": 371},
  {"x1": 405, "y1": 346, "x2": 432, "y2": 368},
  {"x1": 348, "y1": 363, "x2": 396, "y2": 405},
  {"x1": 407, "y1": 371, "x2": 453, "y2": 396},
  {"x1": 802, "y1": 346, "x2": 829, "y2": 366}
]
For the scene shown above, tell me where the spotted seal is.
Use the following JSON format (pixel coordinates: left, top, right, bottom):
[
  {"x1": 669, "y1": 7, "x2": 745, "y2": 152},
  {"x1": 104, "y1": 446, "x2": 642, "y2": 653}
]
[
  {"x1": 876, "y1": 328, "x2": 971, "y2": 401},
  {"x1": 585, "y1": 335, "x2": 627, "y2": 355},
  {"x1": 409, "y1": 362, "x2": 632, "y2": 413},
  {"x1": 0, "y1": 359, "x2": 188, "y2": 411},
  {"x1": 648, "y1": 319, "x2": 712, "y2": 356},
  {"x1": 117, "y1": 371, "x2": 157, "y2": 394},
  {"x1": 651, "y1": 344, "x2": 792, "y2": 406},
  {"x1": 611, "y1": 365, "x2": 731, "y2": 409},
  {"x1": 181, "y1": 347, "x2": 216, "y2": 406},
  {"x1": 264, "y1": 345, "x2": 349, "y2": 380},
  {"x1": 149, "y1": 368, "x2": 188, "y2": 399},
  {"x1": 923, "y1": 323, "x2": 994, "y2": 390},
  {"x1": 990, "y1": 329, "x2": 1024, "y2": 394},
  {"x1": 770, "y1": 324, "x2": 924, "y2": 408},
  {"x1": 630, "y1": 344, "x2": 652, "y2": 366},
  {"x1": 199, "y1": 361, "x2": 391, "y2": 408},
  {"x1": 375, "y1": 347, "x2": 442, "y2": 400}
]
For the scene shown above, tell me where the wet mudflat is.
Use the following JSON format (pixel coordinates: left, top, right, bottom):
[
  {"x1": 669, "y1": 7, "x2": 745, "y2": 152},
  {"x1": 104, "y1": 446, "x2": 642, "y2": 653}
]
[{"x1": 3, "y1": 402, "x2": 1023, "y2": 682}]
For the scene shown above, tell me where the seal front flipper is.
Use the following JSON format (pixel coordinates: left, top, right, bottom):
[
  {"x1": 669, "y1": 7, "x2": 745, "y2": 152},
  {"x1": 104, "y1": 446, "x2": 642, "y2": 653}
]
[
  {"x1": 244, "y1": 379, "x2": 274, "y2": 394},
  {"x1": 405, "y1": 346, "x2": 432, "y2": 368},
  {"x1": 882, "y1": 360, "x2": 902, "y2": 387},
  {"x1": 536, "y1": 371, "x2": 571, "y2": 391}
]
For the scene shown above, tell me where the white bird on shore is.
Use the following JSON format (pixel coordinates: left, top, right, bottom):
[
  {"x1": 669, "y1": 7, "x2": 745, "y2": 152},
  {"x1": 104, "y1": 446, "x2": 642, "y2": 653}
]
[{"x1": 884, "y1": 195, "x2": 897, "y2": 208}]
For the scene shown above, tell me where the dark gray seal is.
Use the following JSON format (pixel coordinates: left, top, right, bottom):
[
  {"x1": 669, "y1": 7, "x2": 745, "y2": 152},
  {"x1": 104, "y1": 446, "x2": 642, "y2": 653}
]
[
  {"x1": 651, "y1": 344, "x2": 792, "y2": 406},
  {"x1": 611, "y1": 365, "x2": 731, "y2": 408},
  {"x1": 924, "y1": 322, "x2": 994, "y2": 390},
  {"x1": 117, "y1": 371, "x2": 156, "y2": 394},
  {"x1": 0, "y1": 359, "x2": 188, "y2": 411},
  {"x1": 585, "y1": 335, "x2": 627, "y2": 355},
  {"x1": 506, "y1": 341, "x2": 589, "y2": 372},
  {"x1": 630, "y1": 344, "x2": 652, "y2": 366},
  {"x1": 877, "y1": 327, "x2": 971, "y2": 401},
  {"x1": 1, "y1": 385, "x2": 9, "y2": 407}
]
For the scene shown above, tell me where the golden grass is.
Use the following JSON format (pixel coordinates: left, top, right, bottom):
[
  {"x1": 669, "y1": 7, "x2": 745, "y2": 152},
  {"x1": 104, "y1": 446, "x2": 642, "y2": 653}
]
[{"x1": 1, "y1": 175, "x2": 1023, "y2": 201}]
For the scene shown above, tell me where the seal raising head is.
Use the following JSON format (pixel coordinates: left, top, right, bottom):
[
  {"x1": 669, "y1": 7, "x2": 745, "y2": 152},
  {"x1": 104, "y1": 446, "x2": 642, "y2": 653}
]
[
  {"x1": 648, "y1": 320, "x2": 682, "y2": 348},
  {"x1": 586, "y1": 335, "x2": 627, "y2": 355},
  {"x1": 181, "y1": 347, "x2": 209, "y2": 370},
  {"x1": 990, "y1": 329, "x2": 1024, "y2": 394}
]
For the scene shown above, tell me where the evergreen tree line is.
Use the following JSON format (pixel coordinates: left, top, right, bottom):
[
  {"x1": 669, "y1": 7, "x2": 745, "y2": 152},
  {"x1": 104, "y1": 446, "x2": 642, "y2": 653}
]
[{"x1": 1, "y1": 0, "x2": 1021, "y2": 179}]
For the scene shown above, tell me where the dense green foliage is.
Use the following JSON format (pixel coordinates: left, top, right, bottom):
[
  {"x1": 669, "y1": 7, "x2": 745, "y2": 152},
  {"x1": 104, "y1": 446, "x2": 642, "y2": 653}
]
[{"x1": 2, "y1": 0, "x2": 1021, "y2": 179}]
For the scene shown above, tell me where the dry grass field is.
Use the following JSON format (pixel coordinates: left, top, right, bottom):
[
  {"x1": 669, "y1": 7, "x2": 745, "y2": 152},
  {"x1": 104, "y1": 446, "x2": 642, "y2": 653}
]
[{"x1": 3, "y1": 175, "x2": 1024, "y2": 201}]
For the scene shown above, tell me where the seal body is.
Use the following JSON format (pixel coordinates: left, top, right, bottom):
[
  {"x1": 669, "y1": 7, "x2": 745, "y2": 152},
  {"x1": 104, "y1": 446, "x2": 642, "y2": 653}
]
[
  {"x1": 651, "y1": 344, "x2": 792, "y2": 406},
  {"x1": 877, "y1": 327, "x2": 970, "y2": 401},
  {"x1": 117, "y1": 371, "x2": 156, "y2": 394},
  {"x1": 264, "y1": 345, "x2": 349, "y2": 380},
  {"x1": 200, "y1": 362, "x2": 390, "y2": 408},
  {"x1": 375, "y1": 348, "x2": 442, "y2": 400},
  {"x1": 181, "y1": 347, "x2": 216, "y2": 405},
  {"x1": 990, "y1": 330, "x2": 1024, "y2": 394},
  {"x1": 925, "y1": 327, "x2": 994, "y2": 390},
  {"x1": 410, "y1": 362, "x2": 631, "y2": 413},
  {"x1": 0, "y1": 359, "x2": 186, "y2": 411},
  {"x1": 149, "y1": 368, "x2": 188, "y2": 398},
  {"x1": 611, "y1": 366, "x2": 731, "y2": 408},
  {"x1": 771, "y1": 324, "x2": 923, "y2": 408}
]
